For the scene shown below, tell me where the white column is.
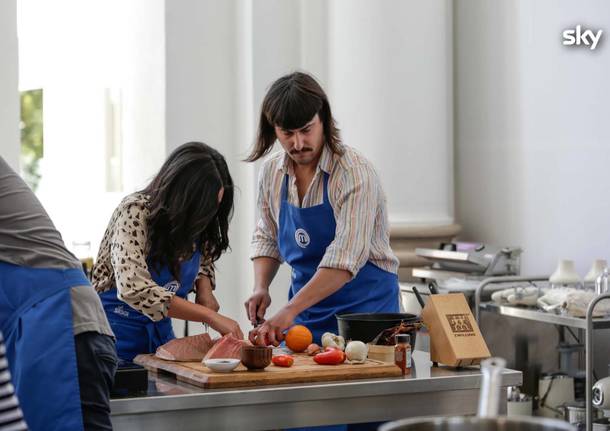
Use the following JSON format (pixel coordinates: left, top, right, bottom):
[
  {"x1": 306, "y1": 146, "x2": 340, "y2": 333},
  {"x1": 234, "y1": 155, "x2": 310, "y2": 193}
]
[
  {"x1": 327, "y1": 0, "x2": 459, "y2": 279},
  {"x1": 250, "y1": 0, "x2": 332, "y2": 318},
  {"x1": 165, "y1": 0, "x2": 256, "y2": 332},
  {"x1": 327, "y1": 0, "x2": 455, "y2": 226},
  {"x1": 0, "y1": 0, "x2": 19, "y2": 169}
]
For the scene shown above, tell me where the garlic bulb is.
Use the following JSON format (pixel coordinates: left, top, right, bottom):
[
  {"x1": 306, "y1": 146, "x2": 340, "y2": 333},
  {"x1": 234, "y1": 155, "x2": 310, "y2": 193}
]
[
  {"x1": 321, "y1": 332, "x2": 345, "y2": 351},
  {"x1": 345, "y1": 341, "x2": 368, "y2": 364}
]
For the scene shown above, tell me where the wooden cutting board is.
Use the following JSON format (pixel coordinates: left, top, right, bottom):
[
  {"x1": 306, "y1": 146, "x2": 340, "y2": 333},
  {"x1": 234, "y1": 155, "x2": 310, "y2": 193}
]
[{"x1": 134, "y1": 353, "x2": 402, "y2": 389}]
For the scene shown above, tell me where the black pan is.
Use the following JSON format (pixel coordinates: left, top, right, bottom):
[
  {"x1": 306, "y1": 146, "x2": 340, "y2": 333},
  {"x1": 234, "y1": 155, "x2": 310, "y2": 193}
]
[{"x1": 335, "y1": 312, "x2": 420, "y2": 344}]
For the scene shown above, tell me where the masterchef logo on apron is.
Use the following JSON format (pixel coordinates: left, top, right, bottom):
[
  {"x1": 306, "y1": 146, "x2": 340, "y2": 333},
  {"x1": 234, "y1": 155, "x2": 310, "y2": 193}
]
[
  {"x1": 113, "y1": 305, "x2": 130, "y2": 318},
  {"x1": 294, "y1": 228, "x2": 310, "y2": 248},
  {"x1": 163, "y1": 280, "x2": 181, "y2": 293}
]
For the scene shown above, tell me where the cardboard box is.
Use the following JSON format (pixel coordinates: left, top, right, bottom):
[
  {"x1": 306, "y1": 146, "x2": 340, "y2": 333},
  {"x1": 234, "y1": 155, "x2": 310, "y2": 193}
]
[{"x1": 421, "y1": 293, "x2": 491, "y2": 367}]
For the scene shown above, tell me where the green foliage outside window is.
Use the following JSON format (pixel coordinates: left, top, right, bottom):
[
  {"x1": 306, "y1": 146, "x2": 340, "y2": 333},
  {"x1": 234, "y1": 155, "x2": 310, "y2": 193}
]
[{"x1": 20, "y1": 89, "x2": 43, "y2": 191}]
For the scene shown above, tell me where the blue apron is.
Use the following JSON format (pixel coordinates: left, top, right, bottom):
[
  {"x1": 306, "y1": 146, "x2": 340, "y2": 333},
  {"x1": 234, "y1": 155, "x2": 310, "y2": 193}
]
[
  {"x1": 279, "y1": 172, "x2": 399, "y2": 344},
  {"x1": 0, "y1": 261, "x2": 89, "y2": 431},
  {"x1": 278, "y1": 172, "x2": 398, "y2": 431},
  {"x1": 99, "y1": 250, "x2": 201, "y2": 362}
]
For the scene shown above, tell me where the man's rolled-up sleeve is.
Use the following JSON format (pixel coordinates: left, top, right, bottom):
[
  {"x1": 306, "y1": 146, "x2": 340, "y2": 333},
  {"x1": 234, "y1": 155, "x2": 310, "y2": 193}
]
[
  {"x1": 250, "y1": 165, "x2": 283, "y2": 262},
  {"x1": 318, "y1": 164, "x2": 379, "y2": 278}
]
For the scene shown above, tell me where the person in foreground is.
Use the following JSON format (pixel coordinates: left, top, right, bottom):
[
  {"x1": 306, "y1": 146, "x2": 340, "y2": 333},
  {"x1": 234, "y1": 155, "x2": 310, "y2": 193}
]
[{"x1": 0, "y1": 155, "x2": 117, "y2": 431}]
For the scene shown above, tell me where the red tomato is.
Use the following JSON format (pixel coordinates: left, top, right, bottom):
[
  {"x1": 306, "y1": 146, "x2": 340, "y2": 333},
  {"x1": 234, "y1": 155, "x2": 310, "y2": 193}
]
[
  {"x1": 272, "y1": 355, "x2": 294, "y2": 367},
  {"x1": 313, "y1": 348, "x2": 346, "y2": 365}
]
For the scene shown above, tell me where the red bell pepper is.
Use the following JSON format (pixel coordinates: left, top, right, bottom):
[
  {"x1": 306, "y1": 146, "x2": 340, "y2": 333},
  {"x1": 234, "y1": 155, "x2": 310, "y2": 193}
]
[{"x1": 313, "y1": 348, "x2": 346, "y2": 365}]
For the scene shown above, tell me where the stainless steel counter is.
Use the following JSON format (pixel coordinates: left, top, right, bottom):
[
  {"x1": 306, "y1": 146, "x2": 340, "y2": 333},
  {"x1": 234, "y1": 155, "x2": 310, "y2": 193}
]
[{"x1": 110, "y1": 351, "x2": 522, "y2": 430}]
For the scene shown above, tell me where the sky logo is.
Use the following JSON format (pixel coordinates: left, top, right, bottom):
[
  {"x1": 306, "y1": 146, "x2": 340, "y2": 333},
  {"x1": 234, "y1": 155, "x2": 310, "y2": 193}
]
[{"x1": 562, "y1": 25, "x2": 603, "y2": 50}]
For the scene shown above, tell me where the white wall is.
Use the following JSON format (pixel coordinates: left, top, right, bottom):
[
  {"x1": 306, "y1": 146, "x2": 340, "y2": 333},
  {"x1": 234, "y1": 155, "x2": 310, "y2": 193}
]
[
  {"x1": 118, "y1": 0, "x2": 166, "y2": 193},
  {"x1": 328, "y1": 0, "x2": 454, "y2": 226},
  {"x1": 165, "y1": 0, "x2": 256, "y2": 333},
  {"x1": 0, "y1": 0, "x2": 19, "y2": 169},
  {"x1": 455, "y1": 0, "x2": 610, "y2": 276}
]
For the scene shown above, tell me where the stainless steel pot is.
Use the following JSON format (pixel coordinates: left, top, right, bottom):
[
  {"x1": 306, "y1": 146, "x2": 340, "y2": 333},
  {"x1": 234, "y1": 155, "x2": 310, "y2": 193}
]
[
  {"x1": 559, "y1": 402, "x2": 587, "y2": 425},
  {"x1": 379, "y1": 416, "x2": 576, "y2": 431},
  {"x1": 380, "y1": 357, "x2": 575, "y2": 431}
]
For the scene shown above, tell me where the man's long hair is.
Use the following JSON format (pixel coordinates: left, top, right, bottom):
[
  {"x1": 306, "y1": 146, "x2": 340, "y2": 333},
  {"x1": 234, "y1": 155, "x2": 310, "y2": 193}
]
[{"x1": 245, "y1": 71, "x2": 343, "y2": 162}]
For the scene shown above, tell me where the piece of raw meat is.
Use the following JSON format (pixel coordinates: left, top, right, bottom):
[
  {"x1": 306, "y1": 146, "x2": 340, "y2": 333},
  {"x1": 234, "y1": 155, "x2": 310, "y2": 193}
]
[
  {"x1": 155, "y1": 333, "x2": 214, "y2": 361},
  {"x1": 203, "y1": 334, "x2": 247, "y2": 360}
]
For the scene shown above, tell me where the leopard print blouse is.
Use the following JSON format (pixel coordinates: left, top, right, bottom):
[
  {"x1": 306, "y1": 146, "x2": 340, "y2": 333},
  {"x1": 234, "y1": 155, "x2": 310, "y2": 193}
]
[{"x1": 91, "y1": 192, "x2": 215, "y2": 321}]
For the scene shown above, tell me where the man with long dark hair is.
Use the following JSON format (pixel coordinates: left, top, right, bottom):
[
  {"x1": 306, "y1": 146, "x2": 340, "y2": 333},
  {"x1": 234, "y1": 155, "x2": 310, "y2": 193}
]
[
  {"x1": 93, "y1": 142, "x2": 243, "y2": 363},
  {"x1": 245, "y1": 72, "x2": 400, "y2": 348}
]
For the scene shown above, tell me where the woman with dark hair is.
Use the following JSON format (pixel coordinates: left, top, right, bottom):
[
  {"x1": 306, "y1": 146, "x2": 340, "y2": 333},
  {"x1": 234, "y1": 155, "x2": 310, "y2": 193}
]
[{"x1": 93, "y1": 142, "x2": 243, "y2": 362}]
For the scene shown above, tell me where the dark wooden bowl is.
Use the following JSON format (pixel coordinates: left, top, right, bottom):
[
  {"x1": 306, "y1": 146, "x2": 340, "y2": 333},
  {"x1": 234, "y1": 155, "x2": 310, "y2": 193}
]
[{"x1": 240, "y1": 345, "x2": 272, "y2": 370}]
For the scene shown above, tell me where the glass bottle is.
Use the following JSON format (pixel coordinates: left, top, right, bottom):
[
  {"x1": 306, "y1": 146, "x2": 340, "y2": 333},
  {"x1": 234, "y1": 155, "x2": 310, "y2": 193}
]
[{"x1": 394, "y1": 334, "x2": 411, "y2": 376}]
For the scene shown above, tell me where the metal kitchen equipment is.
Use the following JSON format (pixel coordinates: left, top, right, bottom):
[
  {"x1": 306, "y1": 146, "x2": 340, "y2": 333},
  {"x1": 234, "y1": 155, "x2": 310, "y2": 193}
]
[
  {"x1": 507, "y1": 385, "x2": 533, "y2": 417},
  {"x1": 596, "y1": 269, "x2": 609, "y2": 296},
  {"x1": 400, "y1": 283, "x2": 432, "y2": 314},
  {"x1": 413, "y1": 242, "x2": 522, "y2": 281},
  {"x1": 473, "y1": 276, "x2": 610, "y2": 431},
  {"x1": 593, "y1": 377, "x2": 610, "y2": 414},
  {"x1": 538, "y1": 373, "x2": 576, "y2": 419},
  {"x1": 559, "y1": 401, "x2": 588, "y2": 428},
  {"x1": 335, "y1": 312, "x2": 420, "y2": 344},
  {"x1": 380, "y1": 357, "x2": 574, "y2": 431},
  {"x1": 586, "y1": 292, "x2": 610, "y2": 431},
  {"x1": 592, "y1": 376, "x2": 610, "y2": 430}
]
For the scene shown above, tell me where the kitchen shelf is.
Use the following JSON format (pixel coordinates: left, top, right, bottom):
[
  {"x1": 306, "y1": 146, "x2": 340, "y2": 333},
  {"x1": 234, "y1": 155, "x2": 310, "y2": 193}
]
[
  {"x1": 479, "y1": 302, "x2": 610, "y2": 330},
  {"x1": 474, "y1": 275, "x2": 610, "y2": 431}
]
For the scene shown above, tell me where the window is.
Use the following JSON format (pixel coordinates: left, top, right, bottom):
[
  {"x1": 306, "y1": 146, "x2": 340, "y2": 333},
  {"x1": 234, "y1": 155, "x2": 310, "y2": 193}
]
[{"x1": 20, "y1": 88, "x2": 43, "y2": 191}]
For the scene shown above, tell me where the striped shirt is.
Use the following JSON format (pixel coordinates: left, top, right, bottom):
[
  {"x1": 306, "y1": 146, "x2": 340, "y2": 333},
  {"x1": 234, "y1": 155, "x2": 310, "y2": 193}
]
[
  {"x1": 251, "y1": 144, "x2": 399, "y2": 278},
  {"x1": 0, "y1": 332, "x2": 28, "y2": 431}
]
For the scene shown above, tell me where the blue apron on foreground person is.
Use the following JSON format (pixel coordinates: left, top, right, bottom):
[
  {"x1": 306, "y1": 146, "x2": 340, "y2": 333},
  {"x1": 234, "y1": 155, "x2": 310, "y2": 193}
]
[
  {"x1": 245, "y1": 72, "x2": 399, "y2": 431},
  {"x1": 92, "y1": 142, "x2": 243, "y2": 363},
  {"x1": 0, "y1": 155, "x2": 117, "y2": 431}
]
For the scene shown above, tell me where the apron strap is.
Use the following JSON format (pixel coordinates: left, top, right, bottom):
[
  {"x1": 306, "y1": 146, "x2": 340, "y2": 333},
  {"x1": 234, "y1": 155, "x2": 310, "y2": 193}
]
[
  {"x1": 322, "y1": 172, "x2": 330, "y2": 205},
  {"x1": 280, "y1": 173, "x2": 289, "y2": 202},
  {"x1": 281, "y1": 172, "x2": 331, "y2": 204}
]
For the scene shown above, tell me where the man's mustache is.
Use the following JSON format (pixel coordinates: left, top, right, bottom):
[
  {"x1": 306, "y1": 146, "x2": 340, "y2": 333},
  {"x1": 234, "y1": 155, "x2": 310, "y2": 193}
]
[{"x1": 290, "y1": 147, "x2": 313, "y2": 155}]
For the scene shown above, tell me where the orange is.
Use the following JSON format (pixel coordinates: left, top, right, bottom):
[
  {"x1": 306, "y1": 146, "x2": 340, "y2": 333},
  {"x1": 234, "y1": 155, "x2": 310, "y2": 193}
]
[{"x1": 285, "y1": 325, "x2": 313, "y2": 353}]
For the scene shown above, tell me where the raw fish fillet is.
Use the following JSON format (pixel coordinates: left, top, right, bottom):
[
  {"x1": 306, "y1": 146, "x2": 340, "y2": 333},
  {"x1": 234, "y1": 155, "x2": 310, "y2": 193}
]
[{"x1": 155, "y1": 333, "x2": 214, "y2": 361}]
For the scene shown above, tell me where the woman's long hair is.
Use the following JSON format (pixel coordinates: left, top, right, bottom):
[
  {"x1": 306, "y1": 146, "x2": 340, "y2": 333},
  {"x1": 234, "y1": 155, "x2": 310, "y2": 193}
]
[
  {"x1": 141, "y1": 142, "x2": 234, "y2": 281},
  {"x1": 245, "y1": 71, "x2": 343, "y2": 162}
]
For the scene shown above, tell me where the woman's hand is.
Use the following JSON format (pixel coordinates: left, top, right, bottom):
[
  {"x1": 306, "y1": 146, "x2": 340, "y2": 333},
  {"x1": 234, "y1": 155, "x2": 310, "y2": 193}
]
[
  {"x1": 248, "y1": 306, "x2": 296, "y2": 346},
  {"x1": 209, "y1": 312, "x2": 244, "y2": 340}
]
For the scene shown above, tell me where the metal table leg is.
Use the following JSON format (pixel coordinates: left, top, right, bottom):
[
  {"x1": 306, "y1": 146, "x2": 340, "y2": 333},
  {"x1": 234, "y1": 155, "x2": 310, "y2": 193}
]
[{"x1": 586, "y1": 293, "x2": 610, "y2": 431}]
